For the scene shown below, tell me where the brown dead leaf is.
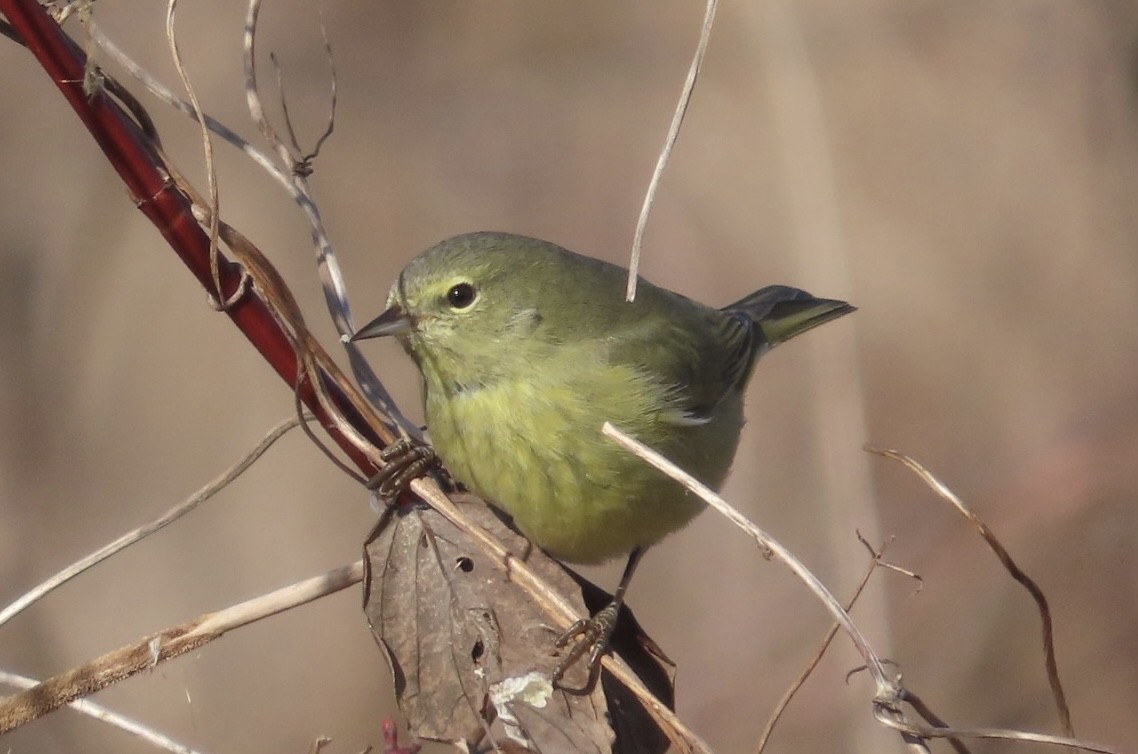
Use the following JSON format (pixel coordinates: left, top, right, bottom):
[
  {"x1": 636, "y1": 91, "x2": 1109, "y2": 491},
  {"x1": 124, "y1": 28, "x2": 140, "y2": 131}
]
[{"x1": 363, "y1": 498, "x2": 674, "y2": 754}]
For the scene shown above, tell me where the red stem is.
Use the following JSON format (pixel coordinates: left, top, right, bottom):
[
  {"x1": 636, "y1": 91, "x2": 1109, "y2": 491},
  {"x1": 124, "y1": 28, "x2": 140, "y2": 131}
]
[{"x1": 0, "y1": 0, "x2": 380, "y2": 475}]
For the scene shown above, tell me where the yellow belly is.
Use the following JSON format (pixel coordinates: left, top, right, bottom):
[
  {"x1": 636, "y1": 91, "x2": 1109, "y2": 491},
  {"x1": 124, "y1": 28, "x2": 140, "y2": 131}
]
[{"x1": 424, "y1": 368, "x2": 743, "y2": 563}]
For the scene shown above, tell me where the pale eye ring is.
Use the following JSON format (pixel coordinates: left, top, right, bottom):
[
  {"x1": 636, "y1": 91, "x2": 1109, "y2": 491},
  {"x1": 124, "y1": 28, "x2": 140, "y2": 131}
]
[{"x1": 446, "y1": 282, "x2": 477, "y2": 309}]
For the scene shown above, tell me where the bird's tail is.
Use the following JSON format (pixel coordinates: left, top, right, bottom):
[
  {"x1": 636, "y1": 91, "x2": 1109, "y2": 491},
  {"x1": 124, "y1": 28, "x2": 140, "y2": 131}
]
[{"x1": 724, "y1": 285, "x2": 855, "y2": 349}]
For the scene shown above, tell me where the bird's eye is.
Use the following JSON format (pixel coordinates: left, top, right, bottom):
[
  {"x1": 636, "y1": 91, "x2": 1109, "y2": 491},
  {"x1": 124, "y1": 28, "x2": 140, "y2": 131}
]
[{"x1": 446, "y1": 282, "x2": 477, "y2": 309}]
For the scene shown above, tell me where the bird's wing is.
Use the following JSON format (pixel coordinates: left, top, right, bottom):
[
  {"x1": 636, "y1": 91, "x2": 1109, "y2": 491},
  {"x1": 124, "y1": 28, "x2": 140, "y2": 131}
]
[{"x1": 598, "y1": 301, "x2": 752, "y2": 426}]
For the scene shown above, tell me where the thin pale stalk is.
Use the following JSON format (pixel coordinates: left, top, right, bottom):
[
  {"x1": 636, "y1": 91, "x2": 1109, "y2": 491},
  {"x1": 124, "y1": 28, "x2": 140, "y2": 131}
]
[
  {"x1": 625, "y1": 0, "x2": 717, "y2": 301},
  {"x1": 0, "y1": 417, "x2": 301, "y2": 628},
  {"x1": 0, "y1": 670, "x2": 207, "y2": 754},
  {"x1": 0, "y1": 562, "x2": 364, "y2": 734}
]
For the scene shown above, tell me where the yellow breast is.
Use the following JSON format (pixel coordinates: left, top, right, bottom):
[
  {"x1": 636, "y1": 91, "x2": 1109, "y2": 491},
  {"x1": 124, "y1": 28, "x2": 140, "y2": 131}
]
[{"x1": 423, "y1": 364, "x2": 742, "y2": 563}]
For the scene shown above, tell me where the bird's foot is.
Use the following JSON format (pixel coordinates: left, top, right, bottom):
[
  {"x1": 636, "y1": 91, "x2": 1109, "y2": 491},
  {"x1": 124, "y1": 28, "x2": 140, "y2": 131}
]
[
  {"x1": 551, "y1": 600, "x2": 620, "y2": 696},
  {"x1": 367, "y1": 438, "x2": 439, "y2": 501}
]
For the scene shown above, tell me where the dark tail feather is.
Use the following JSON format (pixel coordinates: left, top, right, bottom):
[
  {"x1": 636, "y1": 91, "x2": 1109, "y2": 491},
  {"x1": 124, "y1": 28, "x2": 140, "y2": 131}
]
[{"x1": 724, "y1": 285, "x2": 855, "y2": 349}]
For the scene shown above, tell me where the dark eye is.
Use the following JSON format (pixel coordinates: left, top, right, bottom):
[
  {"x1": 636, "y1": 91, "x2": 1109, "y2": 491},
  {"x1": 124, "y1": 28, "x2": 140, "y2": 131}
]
[{"x1": 446, "y1": 282, "x2": 477, "y2": 309}]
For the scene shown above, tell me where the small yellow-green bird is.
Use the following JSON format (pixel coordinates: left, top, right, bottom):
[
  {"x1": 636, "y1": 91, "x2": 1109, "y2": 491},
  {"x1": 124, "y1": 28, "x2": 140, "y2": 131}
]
[{"x1": 352, "y1": 231, "x2": 854, "y2": 689}]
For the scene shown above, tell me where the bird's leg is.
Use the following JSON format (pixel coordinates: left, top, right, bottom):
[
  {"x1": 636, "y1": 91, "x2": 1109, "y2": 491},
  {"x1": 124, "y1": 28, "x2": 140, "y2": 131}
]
[
  {"x1": 366, "y1": 437, "x2": 439, "y2": 501},
  {"x1": 552, "y1": 546, "x2": 646, "y2": 696}
]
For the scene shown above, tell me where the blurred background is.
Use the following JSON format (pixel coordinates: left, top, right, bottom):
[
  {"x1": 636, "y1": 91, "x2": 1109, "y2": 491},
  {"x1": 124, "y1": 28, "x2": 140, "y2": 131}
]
[{"x1": 2, "y1": 2, "x2": 1138, "y2": 752}]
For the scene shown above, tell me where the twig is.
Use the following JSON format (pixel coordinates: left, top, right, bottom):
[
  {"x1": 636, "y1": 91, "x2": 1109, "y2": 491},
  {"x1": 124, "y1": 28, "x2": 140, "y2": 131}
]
[
  {"x1": 241, "y1": 0, "x2": 415, "y2": 438},
  {"x1": 598, "y1": 423, "x2": 927, "y2": 751},
  {"x1": 899, "y1": 689, "x2": 971, "y2": 754},
  {"x1": 92, "y1": 8, "x2": 408, "y2": 438},
  {"x1": 867, "y1": 446, "x2": 1075, "y2": 738},
  {"x1": 0, "y1": 561, "x2": 364, "y2": 734},
  {"x1": 0, "y1": 670, "x2": 207, "y2": 754},
  {"x1": 604, "y1": 424, "x2": 891, "y2": 686},
  {"x1": 606, "y1": 425, "x2": 1130, "y2": 753},
  {"x1": 88, "y1": 22, "x2": 290, "y2": 185},
  {"x1": 165, "y1": 167, "x2": 398, "y2": 461},
  {"x1": 755, "y1": 535, "x2": 907, "y2": 753},
  {"x1": 625, "y1": 0, "x2": 717, "y2": 301},
  {"x1": 0, "y1": 0, "x2": 384, "y2": 475},
  {"x1": 165, "y1": 0, "x2": 227, "y2": 307},
  {"x1": 0, "y1": 416, "x2": 302, "y2": 628},
  {"x1": 875, "y1": 720, "x2": 1124, "y2": 754}
]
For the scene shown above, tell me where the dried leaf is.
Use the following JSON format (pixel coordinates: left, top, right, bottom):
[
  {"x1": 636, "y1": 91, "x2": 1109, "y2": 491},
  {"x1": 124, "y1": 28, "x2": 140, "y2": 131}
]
[{"x1": 363, "y1": 498, "x2": 674, "y2": 753}]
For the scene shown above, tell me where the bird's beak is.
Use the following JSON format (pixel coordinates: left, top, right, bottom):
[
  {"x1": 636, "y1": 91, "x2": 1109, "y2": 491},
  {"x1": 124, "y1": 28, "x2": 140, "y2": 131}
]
[{"x1": 350, "y1": 304, "x2": 414, "y2": 341}]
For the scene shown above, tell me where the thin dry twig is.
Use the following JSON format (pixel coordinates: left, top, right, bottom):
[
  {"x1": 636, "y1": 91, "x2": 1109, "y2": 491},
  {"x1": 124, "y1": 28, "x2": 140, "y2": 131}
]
[
  {"x1": 0, "y1": 670, "x2": 206, "y2": 754},
  {"x1": 88, "y1": 22, "x2": 289, "y2": 184},
  {"x1": 598, "y1": 423, "x2": 931, "y2": 752},
  {"x1": 57, "y1": 2, "x2": 418, "y2": 446},
  {"x1": 877, "y1": 721, "x2": 1123, "y2": 754},
  {"x1": 165, "y1": 0, "x2": 228, "y2": 307},
  {"x1": 899, "y1": 689, "x2": 971, "y2": 754},
  {"x1": 90, "y1": 7, "x2": 408, "y2": 441},
  {"x1": 0, "y1": 416, "x2": 303, "y2": 628},
  {"x1": 0, "y1": 561, "x2": 364, "y2": 734},
  {"x1": 755, "y1": 535, "x2": 913, "y2": 753},
  {"x1": 603, "y1": 425, "x2": 891, "y2": 686},
  {"x1": 161, "y1": 159, "x2": 399, "y2": 458},
  {"x1": 240, "y1": 0, "x2": 415, "y2": 438},
  {"x1": 268, "y1": 43, "x2": 335, "y2": 172},
  {"x1": 867, "y1": 445, "x2": 1075, "y2": 738},
  {"x1": 625, "y1": 0, "x2": 717, "y2": 301},
  {"x1": 606, "y1": 425, "x2": 1126, "y2": 753},
  {"x1": 242, "y1": 0, "x2": 346, "y2": 326},
  {"x1": 3, "y1": 0, "x2": 388, "y2": 477}
]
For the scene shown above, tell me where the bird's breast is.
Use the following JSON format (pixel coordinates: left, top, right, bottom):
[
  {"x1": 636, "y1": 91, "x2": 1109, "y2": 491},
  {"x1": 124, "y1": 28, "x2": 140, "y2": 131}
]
[{"x1": 420, "y1": 365, "x2": 741, "y2": 563}]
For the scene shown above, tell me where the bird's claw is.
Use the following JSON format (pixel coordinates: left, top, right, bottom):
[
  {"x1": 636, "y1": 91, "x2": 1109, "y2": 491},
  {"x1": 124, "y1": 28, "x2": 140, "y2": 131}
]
[
  {"x1": 551, "y1": 601, "x2": 620, "y2": 696},
  {"x1": 367, "y1": 438, "x2": 439, "y2": 501}
]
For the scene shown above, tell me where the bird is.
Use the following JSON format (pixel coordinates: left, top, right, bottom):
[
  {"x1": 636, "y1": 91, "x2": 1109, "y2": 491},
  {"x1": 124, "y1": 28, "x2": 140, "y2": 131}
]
[{"x1": 351, "y1": 231, "x2": 855, "y2": 692}]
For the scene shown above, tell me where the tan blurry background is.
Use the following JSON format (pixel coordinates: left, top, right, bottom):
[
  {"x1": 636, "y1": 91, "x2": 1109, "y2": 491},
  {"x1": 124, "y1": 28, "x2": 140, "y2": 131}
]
[{"x1": 3, "y1": 2, "x2": 1138, "y2": 752}]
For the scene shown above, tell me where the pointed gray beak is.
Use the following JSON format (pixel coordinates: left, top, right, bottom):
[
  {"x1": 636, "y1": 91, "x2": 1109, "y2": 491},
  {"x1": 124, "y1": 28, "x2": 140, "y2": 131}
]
[{"x1": 350, "y1": 304, "x2": 414, "y2": 341}]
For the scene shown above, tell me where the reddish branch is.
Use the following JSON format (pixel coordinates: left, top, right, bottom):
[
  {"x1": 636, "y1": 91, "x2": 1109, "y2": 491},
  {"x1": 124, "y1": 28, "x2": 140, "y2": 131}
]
[{"x1": 0, "y1": 0, "x2": 381, "y2": 475}]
